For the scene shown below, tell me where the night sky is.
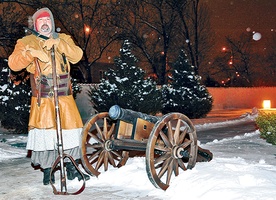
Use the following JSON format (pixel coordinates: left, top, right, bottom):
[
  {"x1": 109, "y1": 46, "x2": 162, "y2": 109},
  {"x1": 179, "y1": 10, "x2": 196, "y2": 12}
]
[{"x1": 205, "y1": 0, "x2": 276, "y2": 50}]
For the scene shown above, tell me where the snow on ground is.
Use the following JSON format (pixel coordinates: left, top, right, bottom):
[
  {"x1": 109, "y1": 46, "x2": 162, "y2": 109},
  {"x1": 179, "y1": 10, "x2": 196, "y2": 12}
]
[{"x1": 0, "y1": 114, "x2": 276, "y2": 200}]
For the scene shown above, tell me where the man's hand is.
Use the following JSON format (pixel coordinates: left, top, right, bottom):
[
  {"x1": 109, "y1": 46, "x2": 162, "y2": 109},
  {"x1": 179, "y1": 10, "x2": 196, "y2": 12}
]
[
  {"x1": 22, "y1": 45, "x2": 49, "y2": 62},
  {"x1": 43, "y1": 38, "x2": 60, "y2": 50}
]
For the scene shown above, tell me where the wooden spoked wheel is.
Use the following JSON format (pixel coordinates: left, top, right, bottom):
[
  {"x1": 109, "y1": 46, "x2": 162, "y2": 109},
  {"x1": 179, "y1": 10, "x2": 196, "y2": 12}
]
[
  {"x1": 80, "y1": 112, "x2": 129, "y2": 177},
  {"x1": 145, "y1": 113, "x2": 198, "y2": 190}
]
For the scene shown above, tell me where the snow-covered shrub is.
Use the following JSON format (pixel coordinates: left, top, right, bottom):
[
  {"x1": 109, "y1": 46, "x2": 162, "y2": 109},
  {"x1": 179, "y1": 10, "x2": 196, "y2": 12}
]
[
  {"x1": 89, "y1": 40, "x2": 163, "y2": 114},
  {"x1": 256, "y1": 112, "x2": 276, "y2": 145},
  {"x1": 71, "y1": 78, "x2": 82, "y2": 99},
  {"x1": 0, "y1": 66, "x2": 31, "y2": 134},
  {"x1": 162, "y1": 50, "x2": 213, "y2": 118}
]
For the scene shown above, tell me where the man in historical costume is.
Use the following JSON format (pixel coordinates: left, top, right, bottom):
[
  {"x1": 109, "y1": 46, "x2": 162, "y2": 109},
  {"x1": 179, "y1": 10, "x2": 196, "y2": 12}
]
[{"x1": 8, "y1": 7, "x2": 89, "y2": 185}]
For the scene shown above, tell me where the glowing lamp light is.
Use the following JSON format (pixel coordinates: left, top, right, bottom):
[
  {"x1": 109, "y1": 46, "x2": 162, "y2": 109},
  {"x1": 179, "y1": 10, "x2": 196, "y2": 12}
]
[
  {"x1": 85, "y1": 27, "x2": 90, "y2": 33},
  {"x1": 263, "y1": 100, "x2": 271, "y2": 109},
  {"x1": 84, "y1": 25, "x2": 91, "y2": 34}
]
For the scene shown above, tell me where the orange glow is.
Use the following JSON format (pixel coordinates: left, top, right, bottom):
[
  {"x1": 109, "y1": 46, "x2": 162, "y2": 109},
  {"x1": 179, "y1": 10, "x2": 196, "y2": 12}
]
[{"x1": 84, "y1": 26, "x2": 90, "y2": 33}]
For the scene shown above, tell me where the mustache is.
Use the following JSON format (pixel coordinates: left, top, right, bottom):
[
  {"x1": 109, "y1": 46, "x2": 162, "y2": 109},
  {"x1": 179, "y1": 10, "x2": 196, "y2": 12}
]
[{"x1": 40, "y1": 24, "x2": 50, "y2": 32}]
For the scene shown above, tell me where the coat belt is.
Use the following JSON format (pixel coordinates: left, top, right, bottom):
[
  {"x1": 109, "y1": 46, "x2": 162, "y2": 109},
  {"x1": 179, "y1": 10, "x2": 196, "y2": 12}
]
[{"x1": 40, "y1": 90, "x2": 71, "y2": 98}]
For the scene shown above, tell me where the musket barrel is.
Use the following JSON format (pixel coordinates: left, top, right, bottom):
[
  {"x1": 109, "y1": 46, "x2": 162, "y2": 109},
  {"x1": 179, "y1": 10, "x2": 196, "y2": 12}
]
[{"x1": 108, "y1": 105, "x2": 159, "y2": 124}]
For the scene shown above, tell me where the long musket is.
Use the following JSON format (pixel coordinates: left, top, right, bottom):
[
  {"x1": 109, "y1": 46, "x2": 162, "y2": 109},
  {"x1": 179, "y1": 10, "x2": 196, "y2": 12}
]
[{"x1": 49, "y1": 46, "x2": 85, "y2": 195}]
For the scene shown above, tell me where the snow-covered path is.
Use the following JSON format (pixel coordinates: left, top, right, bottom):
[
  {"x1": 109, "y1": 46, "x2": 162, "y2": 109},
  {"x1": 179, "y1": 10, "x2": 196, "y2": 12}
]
[{"x1": 0, "y1": 111, "x2": 275, "y2": 200}]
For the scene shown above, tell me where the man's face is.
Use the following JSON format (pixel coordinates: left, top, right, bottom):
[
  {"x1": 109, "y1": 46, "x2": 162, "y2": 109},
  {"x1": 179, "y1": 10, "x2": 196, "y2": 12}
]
[{"x1": 36, "y1": 16, "x2": 52, "y2": 36}]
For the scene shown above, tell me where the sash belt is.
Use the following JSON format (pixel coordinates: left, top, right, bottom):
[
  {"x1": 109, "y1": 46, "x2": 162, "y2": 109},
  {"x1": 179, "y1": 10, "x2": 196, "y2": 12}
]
[
  {"x1": 40, "y1": 90, "x2": 71, "y2": 98},
  {"x1": 31, "y1": 73, "x2": 71, "y2": 98}
]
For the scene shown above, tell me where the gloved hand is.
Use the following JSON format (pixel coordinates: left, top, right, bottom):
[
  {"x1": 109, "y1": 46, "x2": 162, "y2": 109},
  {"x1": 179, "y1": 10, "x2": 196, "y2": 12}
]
[
  {"x1": 22, "y1": 45, "x2": 49, "y2": 62},
  {"x1": 43, "y1": 38, "x2": 60, "y2": 50}
]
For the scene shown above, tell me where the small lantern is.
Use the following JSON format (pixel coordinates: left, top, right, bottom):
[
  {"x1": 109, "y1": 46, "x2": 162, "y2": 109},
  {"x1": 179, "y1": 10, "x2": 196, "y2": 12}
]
[{"x1": 263, "y1": 100, "x2": 271, "y2": 109}]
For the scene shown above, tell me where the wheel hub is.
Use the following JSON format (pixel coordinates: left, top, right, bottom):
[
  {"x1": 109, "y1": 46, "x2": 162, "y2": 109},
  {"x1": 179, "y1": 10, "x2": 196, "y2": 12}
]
[
  {"x1": 172, "y1": 146, "x2": 189, "y2": 158},
  {"x1": 104, "y1": 140, "x2": 113, "y2": 151}
]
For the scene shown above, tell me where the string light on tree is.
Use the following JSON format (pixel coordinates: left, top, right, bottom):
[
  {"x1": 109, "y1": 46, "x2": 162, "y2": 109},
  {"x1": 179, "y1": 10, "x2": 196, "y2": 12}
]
[{"x1": 222, "y1": 47, "x2": 233, "y2": 65}]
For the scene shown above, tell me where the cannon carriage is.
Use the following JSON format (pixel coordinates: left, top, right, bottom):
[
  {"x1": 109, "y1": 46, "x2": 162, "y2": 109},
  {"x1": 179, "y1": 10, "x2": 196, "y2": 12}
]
[{"x1": 80, "y1": 105, "x2": 209, "y2": 190}]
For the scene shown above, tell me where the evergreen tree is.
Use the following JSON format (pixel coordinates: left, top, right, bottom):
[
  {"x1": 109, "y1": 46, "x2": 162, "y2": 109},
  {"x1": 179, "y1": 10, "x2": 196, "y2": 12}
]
[
  {"x1": 89, "y1": 40, "x2": 162, "y2": 114},
  {"x1": 0, "y1": 62, "x2": 31, "y2": 134},
  {"x1": 162, "y1": 50, "x2": 213, "y2": 118}
]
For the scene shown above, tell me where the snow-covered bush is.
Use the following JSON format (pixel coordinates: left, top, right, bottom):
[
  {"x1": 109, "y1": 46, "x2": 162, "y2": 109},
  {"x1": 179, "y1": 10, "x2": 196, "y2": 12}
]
[
  {"x1": 71, "y1": 78, "x2": 82, "y2": 99},
  {"x1": 0, "y1": 65, "x2": 31, "y2": 134},
  {"x1": 89, "y1": 40, "x2": 163, "y2": 114},
  {"x1": 162, "y1": 50, "x2": 213, "y2": 118},
  {"x1": 256, "y1": 112, "x2": 276, "y2": 145}
]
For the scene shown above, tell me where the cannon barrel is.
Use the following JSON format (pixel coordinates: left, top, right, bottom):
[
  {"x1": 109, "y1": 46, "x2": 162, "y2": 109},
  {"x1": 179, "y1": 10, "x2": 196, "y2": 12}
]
[{"x1": 108, "y1": 105, "x2": 159, "y2": 124}]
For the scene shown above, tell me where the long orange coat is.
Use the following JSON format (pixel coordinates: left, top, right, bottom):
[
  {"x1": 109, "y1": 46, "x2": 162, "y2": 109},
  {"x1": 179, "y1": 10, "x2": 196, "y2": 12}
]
[{"x1": 8, "y1": 33, "x2": 83, "y2": 130}]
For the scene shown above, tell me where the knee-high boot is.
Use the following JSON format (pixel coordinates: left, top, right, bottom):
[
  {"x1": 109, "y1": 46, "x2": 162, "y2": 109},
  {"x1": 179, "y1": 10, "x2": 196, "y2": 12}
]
[
  {"x1": 43, "y1": 168, "x2": 55, "y2": 185},
  {"x1": 66, "y1": 160, "x2": 90, "y2": 181}
]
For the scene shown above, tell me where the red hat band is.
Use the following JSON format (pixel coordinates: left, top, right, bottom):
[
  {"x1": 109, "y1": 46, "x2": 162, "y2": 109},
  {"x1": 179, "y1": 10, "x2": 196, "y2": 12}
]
[{"x1": 36, "y1": 11, "x2": 50, "y2": 20}]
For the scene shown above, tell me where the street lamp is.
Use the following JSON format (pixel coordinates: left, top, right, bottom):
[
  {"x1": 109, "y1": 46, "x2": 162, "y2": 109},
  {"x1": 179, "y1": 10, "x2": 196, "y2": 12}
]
[{"x1": 84, "y1": 25, "x2": 91, "y2": 46}]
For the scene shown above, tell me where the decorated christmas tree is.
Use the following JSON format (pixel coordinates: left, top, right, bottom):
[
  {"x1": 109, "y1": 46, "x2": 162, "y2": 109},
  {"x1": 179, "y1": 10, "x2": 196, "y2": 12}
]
[
  {"x1": 162, "y1": 50, "x2": 213, "y2": 118},
  {"x1": 89, "y1": 40, "x2": 162, "y2": 114}
]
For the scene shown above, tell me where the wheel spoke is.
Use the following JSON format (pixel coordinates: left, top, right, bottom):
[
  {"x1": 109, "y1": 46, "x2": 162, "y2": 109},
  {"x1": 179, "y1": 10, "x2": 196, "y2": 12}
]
[
  {"x1": 107, "y1": 123, "x2": 116, "y2": 139},
  {"x1": 167, "y1": 121, "x2": 174, "y2": 145},
  {"x1": 178, "y1": 127, "x2": 188, "y2": 145},
  {"x1": 154, "y1": 152, "x2": 171, "y2": 165},
  {"x1": 103, "y1": 117, "x2": 108, "y2": 140},
  {"x1": 88, "y1": 150, "x2": 101, "y2": 163},
  {"x1": 154, "y1": 144, "x2": 170, "y2": 152},
  {"x1": 166, "y1": 159, "x2": 174, "y2": 185},
  {"x1": 107, "y1": 151, "x2": 116, "y2": 167},
  {"x1": 104, "y1": 151, "x2": 109, "y2": 171},
  {"x1": 95, "y1": 151, "x2": 105, "y2": 170},
  {"x1": 159, "y1": 130, "x2": 172, "y2": 148},
  {"x1": 95, "y1": 121, "x2": 105, "y2": 141},
  {"x1": 88, "y1": 131, "x2": 103, "y2": 143},
  {"x1": 173, "y1": 119, "x2": 181, "y2": 145},
  {"x1": 178, "y1": 159, "x2": 187, "y2": 171},
  {"x1": 173, "y1": 159, "x2": 179, "y2": 176},
  {"x1": 180, "y1": 139, "x2": 192, "y2": 149},
  {"x1": 88, "y1": 143, "x2": 102, "y2": 149},
  {"x1": 110, "y1": 150, "x2": 123, "y2": 160},
  {"x1": 157, "y1": 157, "x2": 172, "y2": 179}
]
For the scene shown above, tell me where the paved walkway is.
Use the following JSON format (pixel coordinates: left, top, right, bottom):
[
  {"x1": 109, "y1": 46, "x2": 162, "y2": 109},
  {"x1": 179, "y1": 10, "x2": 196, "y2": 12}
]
[{"x1": 191, "y1": 108, "x2": 254, "y2": 125}]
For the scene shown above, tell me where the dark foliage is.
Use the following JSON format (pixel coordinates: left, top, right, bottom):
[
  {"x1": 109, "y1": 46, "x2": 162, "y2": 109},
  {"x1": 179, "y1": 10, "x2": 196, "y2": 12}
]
[
  {"x1": 89, "y1": 40, "x2": 163, "y2": 114},
  {"x1": 0, "y1": 63, "x2": 31, "y2": 134},
  {"x1": 162, "y1": 50, "x2": 213, "y2": 118}
]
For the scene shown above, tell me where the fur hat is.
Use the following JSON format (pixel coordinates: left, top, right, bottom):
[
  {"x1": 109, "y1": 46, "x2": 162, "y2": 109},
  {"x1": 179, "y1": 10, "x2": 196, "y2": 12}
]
[{"x1": 32, "y1": 7, "x2": 58, "y2": 38}]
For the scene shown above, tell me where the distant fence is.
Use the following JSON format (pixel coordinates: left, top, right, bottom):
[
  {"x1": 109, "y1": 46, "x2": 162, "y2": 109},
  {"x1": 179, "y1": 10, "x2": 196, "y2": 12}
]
[{"x1": 75, "y1": 85, "x2": 276, "y2": 120}]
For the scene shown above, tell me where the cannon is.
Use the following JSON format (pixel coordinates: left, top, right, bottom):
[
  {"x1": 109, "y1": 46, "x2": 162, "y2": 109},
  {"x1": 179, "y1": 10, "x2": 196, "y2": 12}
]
[{"x1": 80, "y1": 105, "x2": 211, "y2": 190}]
